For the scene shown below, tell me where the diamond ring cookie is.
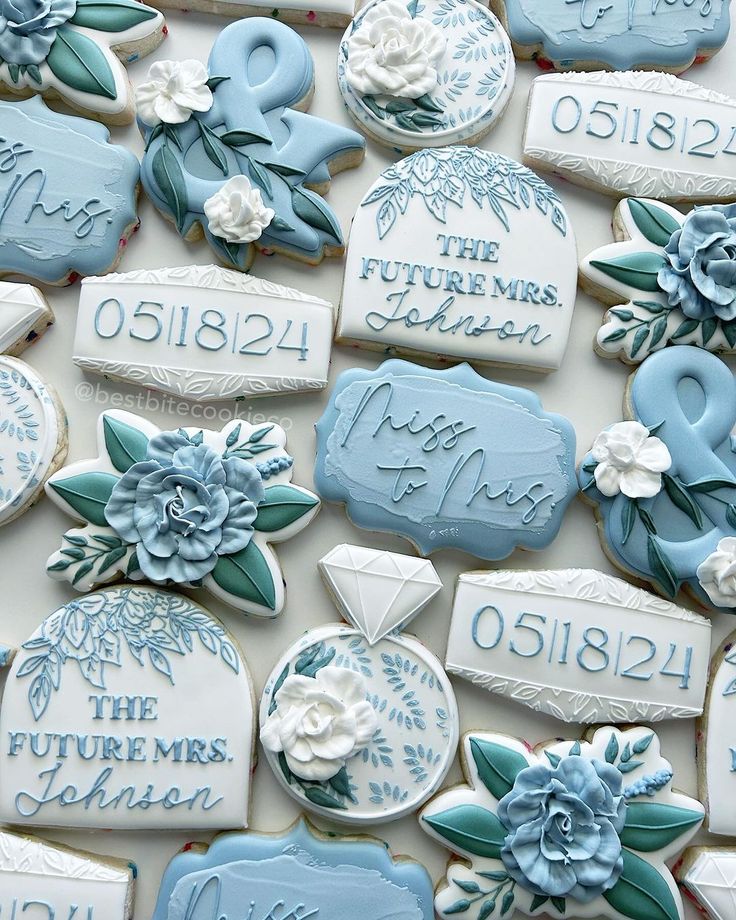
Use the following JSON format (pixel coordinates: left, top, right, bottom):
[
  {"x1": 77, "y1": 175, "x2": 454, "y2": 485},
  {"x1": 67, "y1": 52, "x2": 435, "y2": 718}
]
[
  {"x1": 676, "y1": 847, "x2": 736, "y2": 920},
  {"x1": 259, "y1": 543, "x2": 458, "y2": 824},
  {"x1": 582, "y1": 198, "x2": 736, "y2": 364},
  {"x1": 137, "y1": 19, "x2": 365, "y2": 273},
  {"x1": 421, "y1": 727, "x2": 704, "y2": 920},
  {"x1": 337, "y1": 0, "x2": 514, "y2": 152},
  {"x1": 337, "y1": 147, "x2": 577, "y2": 371},
  {"x1": 44, "y1": 410, "x2": 319, "y2": 616},
  {"x1": 0, "y1": 281, "x2": 67, "y2": 528},
  {"x1": 492, "y1": 0, "x2": 730, "y2": 72},
  {"x1": 152, "y1": 819, "x2": 434, "y2": 920},
  {"x1": 0, "y1": 585, "x2": 255, "y2": 830},
  {"x1": 579, "y1": 346, "x2": 736, "y2": 613}
]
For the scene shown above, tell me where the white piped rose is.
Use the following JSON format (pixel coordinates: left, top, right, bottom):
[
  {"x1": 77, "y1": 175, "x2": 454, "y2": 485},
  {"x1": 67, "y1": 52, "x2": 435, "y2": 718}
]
[
  {"x1": 260, "y1": 666, "x2": 378, "y2": 781},
  {"x1": 591, "y1": 421, "x2": 671, "y2": 499},
  {"x1": 345, "y1": 0, "x2": 446, "y2": 99},
  {"x1": 204, "y1": 175, "x2": 274, "y2": 245},
  {"x1": 697, "y1": 537, "x2": 736, "y2": 607},
  {"x1": 136, "y1": 59, "x2": 213, "y2": 126}
]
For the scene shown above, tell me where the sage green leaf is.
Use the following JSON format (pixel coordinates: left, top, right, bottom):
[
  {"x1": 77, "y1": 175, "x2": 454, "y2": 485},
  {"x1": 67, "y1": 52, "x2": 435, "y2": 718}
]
[
  {"x1": 103, "y1": 414, "x2": 149, "y2": 473},
  {"x1": 662, "y1": 475, "x2": 703, "y2": 529},
  {"x1": 46, "y1": 26, "x2": 116, "y2": 100},
  {"x1": 198, "y1": 121, "x2": 228, "y2": 176},
  {"x1": 647, "y1": 535, "x2": 679, "y2": 598},
  {"x1": 303, "y1": 786, "x2": 347, "y2": 810},
  {"x1": 253, "y1": 485, "x2": 318, "y2": 533},
  {"x1": 152, "y1": 145, "x2": 188, "y2": 232},
  {"x1": 70, "y1": 0, "x2": 159, "y2": 31},
  {"x1": 671, "y1": 318, "x2": 699, "y2": 340},
  {"x1": 621, "y1": 500, "x2": 636, "y2": 544},
  {"x1": 603, "y1": 850, "x2": 679, "y2": 920},
  {"x1": 702, "y1": 316, "x2": 718, "y2": 345},
  {"x1": 50, "y1": 472, "x2": 119, "y2": 525},
  {"x1": 291, "y1": 186, "x2": 342, "y2": 244},
  {"x1": 723, "y1": 319, "x2": 736, "y2": 348},
  {"x1": 211, "y1": 541, "x2": 276, "y2": 609},
  {"x1": 469, "y1": 736, "x2": 528, "y2": 800},
  {"x1": 630, "y1": 325, "x2": 649, "y2": 358},
  {"x1": 414, "y1": 93, "x2": 444, "y2": 113},
  {"x1": 589, "y1": 252, "x2": 667, "y2": 292},
  {"x1": 628, "y1": 199, "x2": 680, "y2": 247},
  {"x1": 621, "y1": 802, "x2": 702, "y2": 851},
  {"x1": 219, "y1": 129, "x2": 271, "y2": 147},
  {"x1": 422, "y1": 805, "x2": 505, "y2": 858}
]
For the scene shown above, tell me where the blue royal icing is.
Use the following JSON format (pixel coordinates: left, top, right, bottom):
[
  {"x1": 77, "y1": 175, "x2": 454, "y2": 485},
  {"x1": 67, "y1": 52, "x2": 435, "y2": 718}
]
[
  {"x1": 0, "y1": 98, "x2": 139, "y2": 283},
  {"x1": 152, "y1": 820, "x2": 434, "y2": 920},
  {"x1": 314, "y1": 360, "x2": 576, "y2": 558},
  {"x1": 138, "y1": 18, "x2": 365, "y2": 271},
  {"x1": 579, "y1": 346, "x2": 736, "y2": 612},
  {"x1": 501, "y1": 0, "x2": 731, "y2": 71}
]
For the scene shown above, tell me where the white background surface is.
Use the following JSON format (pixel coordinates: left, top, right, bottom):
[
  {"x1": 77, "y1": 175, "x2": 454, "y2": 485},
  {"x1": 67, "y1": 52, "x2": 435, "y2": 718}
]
[{"x1": 1, "y1": 9, "x2": 735, "y2": 918}]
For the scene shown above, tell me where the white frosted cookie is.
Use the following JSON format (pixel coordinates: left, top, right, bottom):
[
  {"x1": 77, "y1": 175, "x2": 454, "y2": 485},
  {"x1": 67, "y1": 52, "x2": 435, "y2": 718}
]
[
  {"x1": 338, "y1": 0, "x2": 514, "y2": 152},
  {"x1": 676, "y1": 846, "x2": 736, "y2": 920}
]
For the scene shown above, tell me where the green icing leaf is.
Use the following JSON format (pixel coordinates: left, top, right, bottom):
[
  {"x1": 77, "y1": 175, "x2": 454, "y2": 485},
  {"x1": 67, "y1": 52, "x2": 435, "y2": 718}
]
[
  {"x1": 253, "y1": 485, "x2": 318, "y2": 533},
  {"x1": 469, "y1": 736, "x2": 528, "y2": 800},
  {"x1": 603, "y1": 850, "x2": 679, "y2": 920},
  {"x1": 70, "y1": 0, "x2": 159, "y2": 31},
  {"x1": 723, "y1": 319, "x2": 736, "y2": 349},
  {"x1": 422, "y1": 805, "x2": 505, "y2": 858},
  {"x1": 198, "y1": 121, "x2": 229, "y2": 176},
  {"x1": 620, "y1": 802, "x2": 702, "y2": 852},
  {"x1": 589, "y1": 252, "x2": 667, "y2": 293},
  {"x1": 671, "y1": 318, "x2": 699, "y2": 340},
  {"x1": 103, "y1": 415, "x2": 149, "y2": 473},
  {"x1": 702, "y1": 316, "x2": 718, "y2": 345},
  {"x1": 152, "y1": 144, "x2": 188, "y2": 232},
  {"x1": 605, "y1": 733, "x2": 619, "y2": 764},
  {"x1": 46, "y1": 26, "x2": 116, "y2": 100},
  {"x1": 414, "y1": 92, "x2": 444, "y2": 113},
  {"x1": 303, "y1": 786, "x2": 347, "y2": 810},
  {"x1": 211, "y1": 540, "x2": 276, "y2": 609},
  {"x1": 621, "y1": 499, "x2": 636, "y2": 544},
  {"x1": 529, "y1": 895, "x2": 548, "y2": 912},
  {"x1": 662, "y1": 475, "x2": 703, "y2": 529},
  {"x1": 291, "y1": 186, "x2": 342, "y2": 245},
  {"x1": 50, "y1": 472, "x2": 119, "y2": 526},
  {"x1": 220, "y1": 129, "x2": 271, "y2": 147},
  {"x1": 627, "y1": 199, "x2": 680, "y2": 247},
  {"x1": 647, "y1": 535, "x2": 679, "y2": 598},
  {"x1": 549, "y1": 897, "x2": 566, "y2": 915}
]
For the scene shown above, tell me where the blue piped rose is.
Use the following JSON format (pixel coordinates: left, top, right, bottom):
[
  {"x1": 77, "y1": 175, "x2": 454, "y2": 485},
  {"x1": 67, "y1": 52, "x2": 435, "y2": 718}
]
[
  {"x1": 658, "y1": 203, "x2": 736, "y2": 321},
  {"x1": 104, "y1": 431, "x2": 265, "y2": 583},
  {"x1": 0, "y1": 0, "x2": 76, "y2": 65},
  {"x1": 497, "y1": 756, "x2": 627, "y2": 903}
]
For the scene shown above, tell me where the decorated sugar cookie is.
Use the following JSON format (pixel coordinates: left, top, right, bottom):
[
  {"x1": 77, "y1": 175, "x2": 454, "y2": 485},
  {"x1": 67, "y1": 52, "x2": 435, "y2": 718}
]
[
  {"x1": 581, "y1": 199, "x2": 736, "y2": 364},
  {"x1": 446, "y1": 569, "x2": 711, "y2": 723},
  {"x1": 524, "y1": 73, "x2": 736, "y2": 204},
  {"x1": 421, "y1": 727, "x2": 703, "y2": 920},
  {"x1": 314, "y1": 360, "x2": 577, "y2": 558},
  {"x1": 152, "y1": 819, "x2": 434, "y2": 920},
  {"x1": 676, "y1": 847, "x2": 736, "y2": 920},
  {"x1": 0, "y1": 0, "x2": 165, "y2": 123},
  {"x1": 259, "y1": 543, "x2": 457, "y2": 824},
  {"x1": 0, "y1": 98, "x2": 139, "y2": 284},
  {"x1": 137, "y1": 20, "x2": 365, "y2": 273},
  {"x1": 337, "y1": 0, "x2": 514, "y2": 151},
  {"x1": 0, "y1": 585, "x2": 255, "y2": 830},
  {"x1": 0, "y1": 830, "x2": 134, "y2": 919},
  {"x1": 74, "y1": 265, "x2": 334, "y2": 400},
  {"x1": 145, "y1": 0, "x2": 358, "y2": 28},
  {"x1": 0, "y1": 282, "x2": 67, "y2": 528},
  {"x1": 578, "y1": 346, "x2": 736, "y2": 612},
  {"x1": 337, "y1": 147, "x2": 576, "y2": 371},
  {"x1": 493, "y1": 0, "x2": 730, "y2": 71},
  {"x1": 44, "y1": 410, "x2": 319, "y2": 616}
]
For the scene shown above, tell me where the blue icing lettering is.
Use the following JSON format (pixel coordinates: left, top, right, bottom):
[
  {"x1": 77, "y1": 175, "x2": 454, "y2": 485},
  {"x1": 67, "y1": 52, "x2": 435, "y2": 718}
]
[
  {"x1": 503, "y1": 0, "x2": 730, "y2": 69},
  {"x1": 314, "y1": 360, "x2": 576, "y2": 558}
]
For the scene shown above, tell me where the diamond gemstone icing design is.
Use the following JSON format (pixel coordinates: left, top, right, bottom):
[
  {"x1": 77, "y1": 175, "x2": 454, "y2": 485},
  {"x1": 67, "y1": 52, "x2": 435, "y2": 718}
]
[
  {"x1": 680, "y1": 849, "x2": 736, "y2": 920},
  {"x1": 319, "y1": 544, "x2": 442, "y2": 645}
]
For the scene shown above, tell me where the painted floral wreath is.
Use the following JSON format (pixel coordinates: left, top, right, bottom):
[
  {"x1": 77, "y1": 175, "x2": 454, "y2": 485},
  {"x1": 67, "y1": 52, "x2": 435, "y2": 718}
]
[{"x1": 43, "y1": 410, "x2": 320, "y2": 616}]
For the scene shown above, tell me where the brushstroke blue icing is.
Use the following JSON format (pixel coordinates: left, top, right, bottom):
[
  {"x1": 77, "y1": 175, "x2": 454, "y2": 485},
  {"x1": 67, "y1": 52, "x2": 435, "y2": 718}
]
[
  {"x1": 503, "y1": 0, "x2": 731, "y2": 69},
  {"x1": 152, "y1": 820, "x2": 434, "y2": 920},
  {"x1": 314, "y1": 360, "x2": 576, "y2": 558},
  {"x1": 0, "y1": 97, "x2": 139, "y2": 282}
]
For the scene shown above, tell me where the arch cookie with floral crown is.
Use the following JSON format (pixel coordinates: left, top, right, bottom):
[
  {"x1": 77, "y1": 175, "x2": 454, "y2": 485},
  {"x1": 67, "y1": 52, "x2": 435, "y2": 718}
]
[
  {"x1": 493, "y1": 0, "x2": 730, "y2": 71},
  {"x1": 136, "y1": 19, "x2": 365, "y2": 273},
  {"x1": 44, "y1": 410, "x2": 319, "y2": 616},
  {"x1": 0, "y1": 0, "x2": 165, "y2": 123},
  {"x1": 0, "y1": 830, "x2": 135, "y2": 919},
  {"x1": 0, "y1": 281, "x2": 67, "y2": 528},
  {"x1": 581, "y1": 198, "x2": 736, "y2": 364},
  {"x1": 337, "y1": 148, "x2": 576, "y2": 371},
  {"x1": 0, "y1": 585, "x2": 255, "y2": 830},
  {"x1": 258, "y1": 543, "x2": 458, "y2": 824},
  {"x1": 579, "y1": 346, "x2": 736, "y2": 613},
  {"x1": 337, "y1": 0, "x2": 514, "y2": 152},
  {"x1": 421, "y1": 727, "x2": 704, "y2": 920}
]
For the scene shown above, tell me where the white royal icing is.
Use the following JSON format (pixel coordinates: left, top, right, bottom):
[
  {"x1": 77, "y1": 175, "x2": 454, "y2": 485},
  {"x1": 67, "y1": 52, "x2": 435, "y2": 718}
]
[
  {"x1": 204, "y1": 176, "x2": 275, "y2": 245},
  {"x1": 73, "y1": 265, "x2": 334, "y2": 401},
  {"x1": 337, "y1": 147, "x2": 576, "y2": 371},
  {"x1": 678, "y1": 848, "x2": 736, "y2": 920},
  {"x1": 136, "y1": 60, "x2": 213, "y2": 126},
  {"x1": 0, "y1": 585, "x2": 255, "y2": 831},
  {"x1": 0, "y1": 830, "x2": 133, "y2": 919},
  {"x1": 445, "y1": 569, "x2": 711, "y2": 724},
  {"x1": 0, "y1": 282, "x2": 52, "y2": 355},
  {"x1": 524, "y1": 71, "x2": 736, "y2": 202},
  {"x1": 591, "y1": 421, "x2": 672, "y2": 499},
  {"x1": 697, "y1": 538, "x2": 736, "y2": 608}
]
